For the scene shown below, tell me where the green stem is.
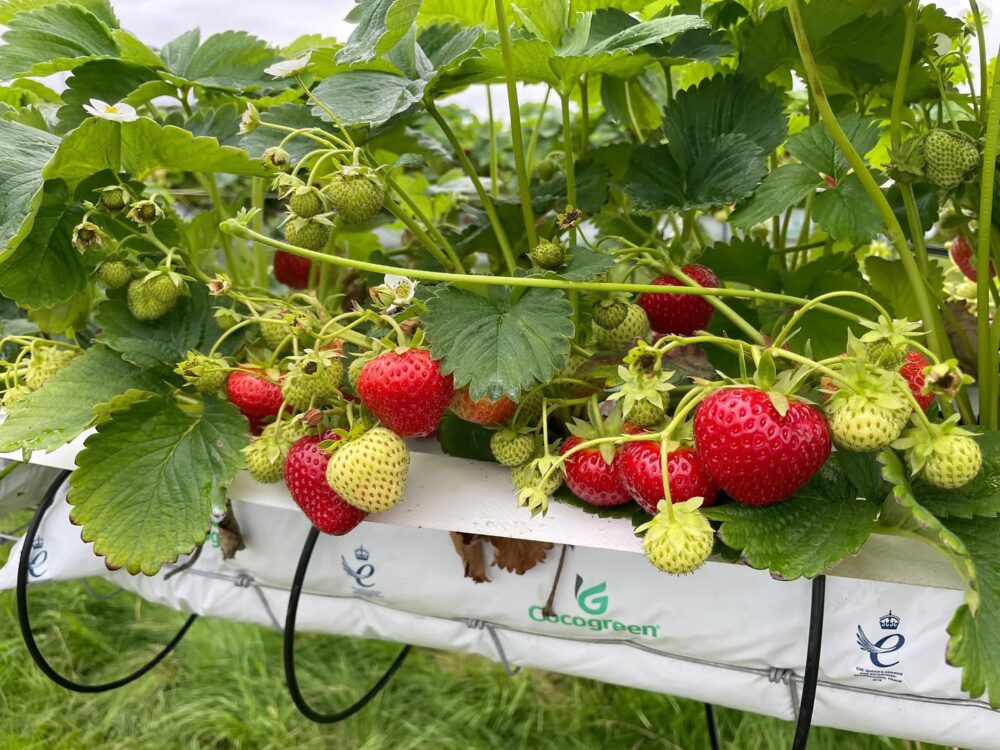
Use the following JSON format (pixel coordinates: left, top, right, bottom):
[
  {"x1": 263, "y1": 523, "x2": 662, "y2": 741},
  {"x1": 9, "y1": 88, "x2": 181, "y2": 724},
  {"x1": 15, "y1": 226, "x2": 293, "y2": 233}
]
[
  {"x1": 560, "y1": 89, "x2": 578, "y2": 246},
  {"x1": 890, "y1": 0, "x2": 918, "y2": 152},
  {"x1": 486, "y1": 86, "x2": 499, "y2": 199},
  {"x1": 670, "y1": 264, "x2": 763, "y2": 344},
  {"x1": 251, "y1": 178, "x2": 268, "y2": 288},
  {"x1": 225, "y1": 223, "x2": 869, "y2": 324},
  {"x1": 969, "y1": 0, "x2": 988, "y2": 123},
  {"x1": 382, "y1": 197, "x2": 462, "y2": 273},
  {"x1": 975, "y1": 46, "x2": 1000, "y2": 428},
  {"x1": 579, "y1": 76, "x2": 590, "y2": 157},
  {"x1": 525, "y1": 86, "x2": 552, "y2": 176},
  {"x1": 900, "y1": 185, "x2": 929, "y2": 276},
  {"x1": 423, "y1": 99, "x2": 514, "y2": 272},
  {"x1": 787, "y1": 0, "x2": 948, "y2": 362},
  {"x1": 494, "y1": 0, "x2": 538, "y2": 249},
  {"x1": 385, "y1": 173, "x2": 465, "y2": 272}
]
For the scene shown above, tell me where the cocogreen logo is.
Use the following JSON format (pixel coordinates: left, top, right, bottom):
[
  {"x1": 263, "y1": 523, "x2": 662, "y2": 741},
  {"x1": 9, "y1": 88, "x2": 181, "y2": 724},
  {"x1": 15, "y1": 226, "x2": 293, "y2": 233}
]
[
  {"x1": 575, "y1": 575, "x2": 608, "y2": 614},
  {"x1": 527, "y1": 574, "x2": 660, "y2": 638}
]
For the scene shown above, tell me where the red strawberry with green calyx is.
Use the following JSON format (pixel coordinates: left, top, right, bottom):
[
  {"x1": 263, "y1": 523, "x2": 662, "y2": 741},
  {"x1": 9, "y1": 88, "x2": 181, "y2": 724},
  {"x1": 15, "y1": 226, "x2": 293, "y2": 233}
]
[
  {"x1": 616, "y1": 441, "x2": 719, "y2": 515},
  {"x1": 949, "y1": 234, "x2": 995, "y2": 282},
  {"x1": 638, "y1": 263, "x2": 719, "y2": 336},
  {"x1": 558, "y1": 412, "x2": 629, "y2": 507},
  {"x1": 899, "y1": 351, "x2": 934, "y2": 412},
  {"x1": 450, "y1": 387, "x2": 516, "y2": 426},
  {"x1": 285, "y1": 431, "x2": 368, "y2": 535},
  {"x1": 357, "y1": 348, "x2": 454, "y2": 437},
  {"x1": 693, "y1": 387, "x2": 830, "y2": 506},
  {"x1": 273, "y1": 250, "x2": 312, "y2": 289},
  {"x1": 226, "y1": 367, "x2": 284, "y2": 430}
]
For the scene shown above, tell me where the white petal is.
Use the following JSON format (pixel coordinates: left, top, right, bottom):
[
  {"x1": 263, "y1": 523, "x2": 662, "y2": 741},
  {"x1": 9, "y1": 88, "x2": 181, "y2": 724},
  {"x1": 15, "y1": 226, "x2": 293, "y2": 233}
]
[
  {"x1": 88, "y1": 98, "x2": 109, "y2": 110},
  {"x1": 264, "y1": 53, "x2": 311, "y2": 78},
  {"x1": 932, "y1": 33, "x2": 951, "y2": 56},
  {"x1": 383, "y1": 273, "x2": 408, "y2": 289}
]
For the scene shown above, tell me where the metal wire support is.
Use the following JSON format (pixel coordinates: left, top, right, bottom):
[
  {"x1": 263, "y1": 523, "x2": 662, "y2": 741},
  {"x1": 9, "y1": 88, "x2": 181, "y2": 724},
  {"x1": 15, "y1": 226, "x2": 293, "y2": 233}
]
[
  {"x1": 16, "y1": 469, "x2": 197, "y2": 693},
  {"x1": 704, "y1": 703, "x2": 721, "y2": 750},
  {"x1": 791, "y1": 575, "x2": 827, "y2": 750},
  {"x1": 283, "y1": 525, "x2": 411, "y2": 723}
]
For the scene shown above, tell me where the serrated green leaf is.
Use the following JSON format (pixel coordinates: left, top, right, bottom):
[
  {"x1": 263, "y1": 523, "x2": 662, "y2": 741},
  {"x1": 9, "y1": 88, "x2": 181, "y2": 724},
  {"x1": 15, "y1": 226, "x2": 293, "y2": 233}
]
[
  {"x1": 0, "y1": 3, "x2": 118, "y2": 79},
  {"x1": 698, "y1": 237, "x2": 781, "y2": 293},
  {"x1": 553, "y1": 246, "x2": 616, "y2": 281},
  {"x1": 834, "y1": 448, "x2": 889, "y2": 503},
  {"x1": 600, "y1": 68, "x2": 669, "y2": 135},
  {"x1": 865, "y1": 256, "x2": 945, "y2": 324},
  {"x1": 622, "y1": 135, "x2": 766, "y2": 212},
  {"x1": 311, "y1": 71, "x2": 426, "y2": 128},
  {"x1": 729, "y1": 164, "x2": 822, "y2": 228},
  {"x1": 68, "y1": 395, "x2": 247, "y2": 575},
  {"x1": 43, "y1": 117, "x2": 271, "y2": 186},
  {"x1": 0, "y1": 345, "x2": 165, "y2": 452},
  {"x1": 812, "y1": 174, "x2": 885, "y2": 245},
  {"x1": 0, "y1": 0, "x2": 118, "y2": 26},
  {"x1": 786, "y1": 114, "x2": 881, "y2": 180},
  {"x1": 0, "y1": 180, "x2": 86, "y2": 309},
  {"x1": 165, "y1": 30, "x2": 283, "y2": 91},
  {"x1": 704, "y1": 460, "x2": 881, "y2": 579},
  {"x1": 423, "y1": 285, "x2": 575, "y2": 401},
  {"x1": 181, "y1": 102, "x2": 243, "y2": 148},
  {"x1": 944, "y1": 516, "x2": 1000, "y2": 708},
  {"x1": 339, "y1": 0, "x2": 422, "y2": 65},
  {"x1": 912, "y1": 432, "x2": 1000, "y2": 519},
  {"x1": 0, "y1": 118, "x2": 60, "y2": 258},
  {"x1": 94, "y1": 284, "x2": 221, "y2": 371}
]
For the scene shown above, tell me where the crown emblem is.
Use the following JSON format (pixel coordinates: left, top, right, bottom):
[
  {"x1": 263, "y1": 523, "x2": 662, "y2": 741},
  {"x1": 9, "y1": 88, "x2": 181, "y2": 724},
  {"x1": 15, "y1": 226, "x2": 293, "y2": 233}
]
[
  {"x1": 879, "y1": 611, "x2": 900, "y2": 630},
  {"x1": 354, "y1": 545, "x2": 369, "y2": 561}
]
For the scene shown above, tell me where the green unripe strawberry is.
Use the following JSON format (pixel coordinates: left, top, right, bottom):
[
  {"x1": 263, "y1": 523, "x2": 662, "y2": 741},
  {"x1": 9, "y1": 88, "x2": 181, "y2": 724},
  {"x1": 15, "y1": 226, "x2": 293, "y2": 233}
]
[
  {"x1": 536, "y1": 157, "x2": 559, "y2": 181},
  {"x1": 827, "y1": 401, "x2": 909, "y2": 452},
  {"x1": 625, "y1": 399, "x2": 665, "y2": 428},
  {"x1": 281, "y1": 369, "x2": 315, "y2": 410},
  {"x1": 592, "y1": 300, "x2": 628, "y2": 329},
  {"x1": 593, "y1": 304, "x2": 650, "y2": 350},
  {"x1": 127, "y1": 273, "x2": 180, "y2": 320},
  {"x1": 288, "y1": 187, "x2": 326, "y2": 219},
  {"x1": 490, "y1": 431, "x2": 534, "y2": 467},
  {"x1": 259, "y1": 313, "x2": 290, "y2": 351},
  {"x1": 919, "y1": 434, "x2": 982, "y2": 489},
  {"x1": 214, "y1": 307, "x2": 242, "y2": 332},
  {"x1": 97, "y1": 260, "x2": 132, "y2": 290},
  {"x1": 25, "y1": 348, "x2": 78, "y2": 390},
  {"x1": 243, "y1": 433, "x2": 292, "y2": 484},
  {"x1": 637, "y1": 498, "x2": 714, "y2": 575},
  {"x1": 863, "y1": 340, "x2": 904, "y2": 370},
  {"x1": 284, "y1": 217, "x2": 332, "y2": 251},
  {"x1": 325, "y1": 165, "x2": 385, "y2": 224},
  {"x1": 923, "y1": 129, "x2": 979, "y2": 190},
  {"x1": 293, "y1": 351, "x2": 343, "y2": 402},
  {"x1": 528, "y1": 239, "x2": 565, "y2": 270},
  {"x1": 175, "y1": 352, "x2": 229, "y2": 393},
  {"x1": 262, "y1": 146, "x2": 291, "y2": 170},
  {"x1": 326, "y1": 427, "x2": 409, "y2": 512},
  {"x1": 348, "y1": 351, "x2": 375, "y2": 391}
]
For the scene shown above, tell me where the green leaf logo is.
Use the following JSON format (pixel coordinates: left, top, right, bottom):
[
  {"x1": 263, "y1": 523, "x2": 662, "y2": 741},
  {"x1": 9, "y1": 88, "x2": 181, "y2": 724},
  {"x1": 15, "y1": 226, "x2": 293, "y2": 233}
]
[{"x1": 575, "y1": 574, "x2": 608, "y2": 615}]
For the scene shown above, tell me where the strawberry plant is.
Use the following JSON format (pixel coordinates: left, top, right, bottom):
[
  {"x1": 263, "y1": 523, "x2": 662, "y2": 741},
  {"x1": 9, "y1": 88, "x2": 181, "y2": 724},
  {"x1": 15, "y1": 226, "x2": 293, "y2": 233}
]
[{"x1": 0, "y1": 0, "x2": 999, "y2": 707}]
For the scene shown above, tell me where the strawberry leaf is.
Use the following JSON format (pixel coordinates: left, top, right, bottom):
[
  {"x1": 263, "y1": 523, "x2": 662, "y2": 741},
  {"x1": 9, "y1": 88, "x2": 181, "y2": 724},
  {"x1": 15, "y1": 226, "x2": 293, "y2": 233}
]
[
  {"x1": 0, "y1": 118, "x2": 60, "y2": 258},
  {"x1": 67, "y1": 395, "x2": 246, "y2": 575},
  {"x1": 423, "y1": 285, "x2": 574, "y2": 401},
  {"x1": 0, "y1": 345, "x2": 166, "y2": 453},
  {"x1": 703, "y1": 460, "x2": 881, "y2": 579},
  {"x1": 0, "y1": 2, "x2": 118, "y2": 79},
  {"x1": 729, "y1": 164, "x2": 822, "y2": 228}
]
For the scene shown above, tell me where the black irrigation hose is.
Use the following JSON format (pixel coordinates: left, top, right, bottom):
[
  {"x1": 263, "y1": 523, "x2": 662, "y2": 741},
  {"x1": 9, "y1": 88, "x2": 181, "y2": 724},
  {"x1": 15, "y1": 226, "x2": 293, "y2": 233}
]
[
  {"x1": 791, "y1": 575, "x2": 826, "y2": 750},
  {"x1": 283, "y1": 525, "x2": 412, "y2": 723},
  {"x1": 16, "y1": 469, "x2": 197, "y2": 693}
]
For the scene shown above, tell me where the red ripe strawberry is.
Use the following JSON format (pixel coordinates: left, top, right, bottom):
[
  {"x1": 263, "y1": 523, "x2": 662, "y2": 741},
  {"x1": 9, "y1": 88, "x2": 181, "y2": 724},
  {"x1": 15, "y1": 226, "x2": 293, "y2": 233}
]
[
  {"x1": 616, "y1": 442, "x2": 720, "y2": 515},
  {"x1": 273, "y1": 250, "x2": 312, "y2": 289},
  {"x1": 357, "y1": 348, "x2": 454, "y2": 437},
  {"x1": 693, "y1": 387, "x2": 831, "y2": 506},
  {"x1": 451, "y1": 387, "x2": 516, "y2": 426},
  {"x1": 949, "y1": 234, "x2": 995, "y2": 282},
  {"x1": 227, "y1": 368, "x2": 284, "y2": 430},
  {"x1": 899, "y1": 351, "x2": 934, "y2": 412},
  {"x1": 560, "y1": 436, "x2": 630, "y2": 507},
  {"x1": 638, "y1": 264, "x2": 719, "y2": 336},
  {"x1": 285, "y1": 432, "x2": 367, "y2": 535}
]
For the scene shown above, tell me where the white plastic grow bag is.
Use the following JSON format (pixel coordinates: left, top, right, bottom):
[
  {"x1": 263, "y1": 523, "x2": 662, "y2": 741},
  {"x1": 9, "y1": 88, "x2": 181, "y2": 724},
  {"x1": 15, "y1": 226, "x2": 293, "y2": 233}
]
[{"x1": 1, "y1": 441, "x2": 999, "y2": 749}]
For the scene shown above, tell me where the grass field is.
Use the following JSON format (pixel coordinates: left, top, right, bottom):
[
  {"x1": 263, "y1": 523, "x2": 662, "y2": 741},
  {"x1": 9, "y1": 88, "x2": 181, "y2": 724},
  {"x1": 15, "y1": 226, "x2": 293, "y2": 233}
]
[{"x1": 0, "y1": 512, "x2": 946, "y2": 750}]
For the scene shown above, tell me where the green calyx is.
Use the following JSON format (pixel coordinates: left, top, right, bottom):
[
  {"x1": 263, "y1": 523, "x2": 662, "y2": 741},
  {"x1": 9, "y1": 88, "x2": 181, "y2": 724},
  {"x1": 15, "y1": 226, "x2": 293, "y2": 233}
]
[{"x1": 636, "y1": 497, "x2": 714, "y2": 575}]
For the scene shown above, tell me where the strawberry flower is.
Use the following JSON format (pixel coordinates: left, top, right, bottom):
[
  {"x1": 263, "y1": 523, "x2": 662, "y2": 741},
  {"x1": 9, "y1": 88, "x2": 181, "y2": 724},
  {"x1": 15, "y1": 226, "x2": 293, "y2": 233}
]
[
  {"x1": 239, "y1": 102, "x2": 261, "y2": 135},
  {"x1": 264, "y1": 53, "x2": 311, "y2": 79},
  {"x1": 383, "y1": 274, "x2": 417, "y2": 305},
  {"x1": 82, "y1": 99, "x2": 138, "y2": 123}
]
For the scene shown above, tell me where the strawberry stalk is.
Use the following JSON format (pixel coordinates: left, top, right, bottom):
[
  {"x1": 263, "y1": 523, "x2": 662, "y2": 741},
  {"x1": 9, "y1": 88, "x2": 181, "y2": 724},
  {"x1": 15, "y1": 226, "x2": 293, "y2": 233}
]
[
  {"x1": 223, "y1": 223, "x2": 873, "y2": 324},
  {"x1": 787, "y1": 0, "x2": 951, "y2": 366}
]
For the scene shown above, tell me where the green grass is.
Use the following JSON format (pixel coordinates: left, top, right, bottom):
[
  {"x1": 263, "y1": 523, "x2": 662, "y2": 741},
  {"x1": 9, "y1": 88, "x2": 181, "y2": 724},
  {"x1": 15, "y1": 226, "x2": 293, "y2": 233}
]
[{"x1": 0, "y1": 514, "x2": 943, "y2": 750}]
